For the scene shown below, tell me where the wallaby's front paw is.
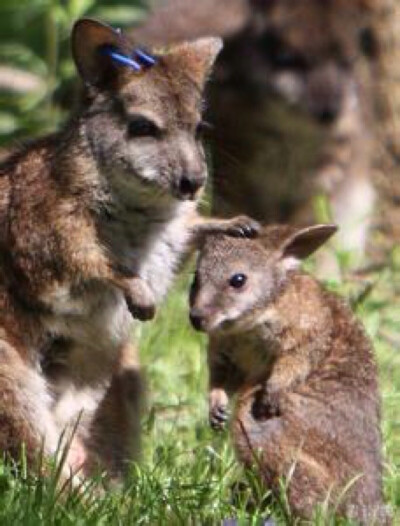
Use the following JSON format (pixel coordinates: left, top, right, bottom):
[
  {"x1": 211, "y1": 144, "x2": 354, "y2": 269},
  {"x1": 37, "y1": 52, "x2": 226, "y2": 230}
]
[
  {"x1": 124, "y1": 278, "x2": 156, "y2": 321},
  {"x1": 126, "y1": 297, "x2": 156, "y2": 321},
  {"x1": 225, "y1": 216, "x2": 260, "y2": 238},
  {"x1": 209, "y1": 388, "x2": 229, "y2": 430}
]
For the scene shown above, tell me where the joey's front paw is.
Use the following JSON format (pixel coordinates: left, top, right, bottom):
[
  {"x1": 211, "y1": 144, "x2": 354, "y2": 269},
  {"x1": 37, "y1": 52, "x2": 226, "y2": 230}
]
[
  {"x1": 209, "y1": 389, "x2": 229, "y2": 431},
  {"x1": 124, "y1": 278, "x2": 156, "y2": 321},
  {"x1": 225, "y1": 215, "x2": 260, "y2": 239},
  {"x1": 210, "y1": 403, "x2": 230, "y2": 430},
  {"x1": 252, "y1": 388, "x2": 281, "y2": 420}
]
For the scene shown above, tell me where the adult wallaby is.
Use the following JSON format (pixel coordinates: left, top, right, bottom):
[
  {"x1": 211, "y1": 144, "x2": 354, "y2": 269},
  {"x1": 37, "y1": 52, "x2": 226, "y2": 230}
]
[{"x1": 0, "y1": 18, "x2": 257, "y2": 481}]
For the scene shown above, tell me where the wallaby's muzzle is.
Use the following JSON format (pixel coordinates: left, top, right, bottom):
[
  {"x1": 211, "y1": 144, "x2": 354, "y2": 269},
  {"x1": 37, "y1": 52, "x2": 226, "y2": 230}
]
[
  {"x1": 174, "y1": 173, "x2": 206, "y2": 200},
  {"x1": 189, "y1": 308, "x2": 206, "y2": 331}
]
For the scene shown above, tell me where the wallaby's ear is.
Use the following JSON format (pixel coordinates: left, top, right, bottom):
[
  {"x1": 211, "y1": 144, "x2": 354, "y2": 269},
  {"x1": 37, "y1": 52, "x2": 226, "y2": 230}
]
[
  {"x1": 72, "y1": 18, "x2": 131, "y2": 88},
  {"x1": 166, "y1": 37, "x2": 223, "y2": 88},
  {"x1": 279, "y1": 224, "x2": 338, "y2": 265}
]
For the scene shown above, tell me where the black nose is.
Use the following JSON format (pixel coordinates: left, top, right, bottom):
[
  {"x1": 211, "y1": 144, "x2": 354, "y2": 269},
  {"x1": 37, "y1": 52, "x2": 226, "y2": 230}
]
[
  {"x1": 177, "y1": 174, "x2": 204, "y2": 200},
  {"x1": 189, "y1": 310, "x2": 205, "y2": 331}
]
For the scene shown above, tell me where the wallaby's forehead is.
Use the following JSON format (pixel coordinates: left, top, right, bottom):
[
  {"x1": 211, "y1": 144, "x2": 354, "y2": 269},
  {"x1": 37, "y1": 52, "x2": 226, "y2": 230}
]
[
  {"x1": 264, "y1": 0, "x2": 362, "y2": 58},
  {"x1": 119, "y1": 64, "x2": 202, "y2": 122},
  {"x1": 199, "y1": 237, "x2": 266, "y2": 273}
]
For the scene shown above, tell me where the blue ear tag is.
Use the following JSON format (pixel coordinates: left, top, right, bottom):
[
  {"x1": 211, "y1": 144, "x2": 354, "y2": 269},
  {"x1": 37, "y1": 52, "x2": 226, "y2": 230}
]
[
  {"x1": 134, "y1": 49, "x2": 157, "y2": 67},
  {"x1": 100, "y1": 44, "x2": 157, "y2": 72}
]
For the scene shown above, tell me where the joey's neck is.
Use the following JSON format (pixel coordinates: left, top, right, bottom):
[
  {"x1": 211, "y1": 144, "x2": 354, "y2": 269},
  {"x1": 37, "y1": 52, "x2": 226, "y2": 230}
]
[
  {"x1": 263, "y1": 273, "x2": 333, "y2": 354},
  {"x1": 242, "y1": 273, "x2": 333, "y2": 355}
]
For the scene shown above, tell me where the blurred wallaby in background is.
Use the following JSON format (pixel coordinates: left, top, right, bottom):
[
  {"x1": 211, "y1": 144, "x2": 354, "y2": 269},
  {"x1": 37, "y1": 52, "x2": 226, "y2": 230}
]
[
  {"x1": 135, "y1": 0, "x2": 377, "y2": 258},
  {"x1": 364, "y1": 0, "x2": 400, "y2": 256}
]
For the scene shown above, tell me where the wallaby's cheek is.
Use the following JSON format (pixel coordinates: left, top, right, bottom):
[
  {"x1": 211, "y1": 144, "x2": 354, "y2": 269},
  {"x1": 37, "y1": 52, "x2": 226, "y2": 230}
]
[{"x1": 124, "y1": 141, "x2": 167, "y2": 183}]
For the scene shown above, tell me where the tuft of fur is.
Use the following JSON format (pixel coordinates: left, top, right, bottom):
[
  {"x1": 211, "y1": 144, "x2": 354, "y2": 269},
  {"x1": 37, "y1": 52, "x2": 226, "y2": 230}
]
[{"x1": 189, "y1": 224, "x2": 387, "y2": 524}]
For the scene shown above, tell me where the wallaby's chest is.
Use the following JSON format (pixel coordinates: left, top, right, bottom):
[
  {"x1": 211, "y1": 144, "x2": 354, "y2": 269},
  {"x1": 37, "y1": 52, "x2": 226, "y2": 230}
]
[
  {"x1": 220, "y1": 332, "x2": 276, "y2": 383},
  {"x1": 42, "y1": 281, "x2": 131, "y2": 357},
  {"x1": 100, "y1": 194, "x2": 195, "y2": 301}
]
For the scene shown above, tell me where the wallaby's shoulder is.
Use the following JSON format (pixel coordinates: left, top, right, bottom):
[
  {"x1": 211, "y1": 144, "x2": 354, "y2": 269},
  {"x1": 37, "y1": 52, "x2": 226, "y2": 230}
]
[
  {"x1": 274, "y1": 272, "x2": 332, "y2": 328},
  {"x1": 0, "y1": 134, "x2": 60, "y2": 176}
]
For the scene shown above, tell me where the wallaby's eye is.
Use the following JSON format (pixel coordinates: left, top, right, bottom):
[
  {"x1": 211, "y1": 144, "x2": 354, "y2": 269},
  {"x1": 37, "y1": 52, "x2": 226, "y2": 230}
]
[
  {"x1": 272, "y1": 51, "x2": 307, "y2": 70},
  {"x1": 195, "y1": 121, "x2": 213, "y2": 141},
  {"x1": 359, "y1": 27, "x2": 378, "y2": 59},
  {"x1": 261, "y1": 33, "x2": 308, "y2": 71},
  {"x1": 127, "y1": 116, "x2": 161, "y2": 139},
  {"x1": 229, "y1": 273, "x2": 247, "y2": 289}
]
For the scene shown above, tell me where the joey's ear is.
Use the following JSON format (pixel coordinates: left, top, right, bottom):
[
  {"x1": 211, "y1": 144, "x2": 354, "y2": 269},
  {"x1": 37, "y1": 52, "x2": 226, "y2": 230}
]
[
  {"x1": 279, "y1": 224, "x2": 338, "y2": 266},
  {"x1": 166, "y1": 37, "x2": 223, "y2": 88},
  {"x1": 72, "y1": 18, "x2": 132, "y2": 88}
]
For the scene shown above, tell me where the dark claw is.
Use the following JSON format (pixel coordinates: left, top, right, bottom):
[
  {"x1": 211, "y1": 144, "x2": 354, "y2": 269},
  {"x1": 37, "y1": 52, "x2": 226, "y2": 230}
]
[
  {"x1": 215, "y1": 407, "x2": 229, "y2": 420},
  {"x1": 227, "y1": 217, "x2": 260, "y2": 239},
  {"x1": 125, "y1": 296, "x2": 156, "y2": 321},
  {"x1": 213, "y1": 413, "x2": 228, "y2": 423},
  {"x1": 210, "y1": 405, "x2": 229, "y2": 430},
  {"x1": 210, "y1": 419, "x2": 225, "y2": 430},
  {"x1": 243, "y1": 223, "x2": 259, "y2": 238}
]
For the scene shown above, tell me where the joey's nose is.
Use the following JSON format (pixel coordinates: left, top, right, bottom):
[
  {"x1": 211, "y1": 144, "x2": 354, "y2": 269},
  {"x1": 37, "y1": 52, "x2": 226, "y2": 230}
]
[
  {"x1": 177, "y1": 174, "x2": 205, "y2": 200},
  {"x1": 189, "y1": 309, "x2": 205, "y2": 331}
]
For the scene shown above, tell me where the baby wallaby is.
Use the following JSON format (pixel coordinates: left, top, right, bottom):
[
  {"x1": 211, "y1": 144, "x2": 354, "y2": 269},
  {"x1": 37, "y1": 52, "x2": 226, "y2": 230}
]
[
  {"x1": 0, "y1": 19, "x2": 257, "y2": 481},
  {"x1": 189, "y1": 224, "x2": 386, "y2": 524}
]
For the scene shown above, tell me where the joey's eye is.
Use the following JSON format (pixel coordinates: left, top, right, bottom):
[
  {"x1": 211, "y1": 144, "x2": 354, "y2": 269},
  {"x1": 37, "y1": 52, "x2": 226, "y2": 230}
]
[
  {"x1": 127, "y1": 117, "x2": 161, "y2": 139},
  {"x1": 195, "y1": 121, "x2": 213, "y2": 140},
  {"x1": 229, "y1": 273, "x2": 247, "y2": 289}
]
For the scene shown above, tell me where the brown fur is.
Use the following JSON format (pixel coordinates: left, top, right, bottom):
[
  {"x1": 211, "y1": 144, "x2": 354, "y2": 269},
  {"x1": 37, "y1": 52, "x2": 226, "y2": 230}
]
[
  {"x1": 189, "y1": 224, "x2": 386, "y2": 523},
  {"x1": 0, "y1": 19, "x2": 258, "y2": 481}
]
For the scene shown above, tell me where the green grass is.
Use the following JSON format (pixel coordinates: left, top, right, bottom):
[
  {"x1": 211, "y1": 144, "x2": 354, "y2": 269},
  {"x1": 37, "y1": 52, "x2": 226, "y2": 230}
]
[{"x1": 0, "y1": 259, "x2": 399, "y2": 525}]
